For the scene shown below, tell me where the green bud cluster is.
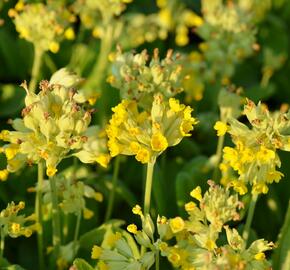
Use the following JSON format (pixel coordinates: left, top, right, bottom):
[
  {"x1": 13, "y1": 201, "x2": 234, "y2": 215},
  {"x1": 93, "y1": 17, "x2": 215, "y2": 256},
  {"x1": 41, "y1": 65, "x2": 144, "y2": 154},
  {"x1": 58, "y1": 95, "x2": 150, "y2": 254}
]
[
  {"x1": 0, "y1": 201, "x2": 36, "y2": 238},
  {"x1": 109, "y1": 48, "x2": 184, "y2": 108}
]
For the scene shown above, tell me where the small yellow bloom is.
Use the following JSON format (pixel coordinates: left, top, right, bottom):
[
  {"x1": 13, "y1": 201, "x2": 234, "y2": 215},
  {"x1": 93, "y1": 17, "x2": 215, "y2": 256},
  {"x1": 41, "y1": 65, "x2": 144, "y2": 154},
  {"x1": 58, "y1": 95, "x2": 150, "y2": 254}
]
[
  {"x1": 135, "y1": 148, "x2": 150, "y2": 164},
  {"x1": 46, "y1": 166, "x2": 57, "y2": 177},
  {"x1": 127, "y1": 224, "x2": 138, "y2": 234},
  {"x1": 175, "y1": 33, "x2": 189, "y2": 47},
  {"x1": 252, "y1": 182, "x2": 268, "y2": 194},
  {"x1": 256, "y1": 146, "x2": 275, "y2": 163},
  {"x1": 168, "y1": 250, "x2": 181, "y2": 265},
  {"x1": 185, "y1": 201, "x2": 196, "y2": 212},
  {"x1": 190, "y1": 186, "x2": 202, "y2": 201},
  {"x1": 5, "y1": 146, "x2": 19, "y2": 160},
  {"x1": 254, "y1": 252, "x2": 265, "y2": 261},
  {"x1": 132, "y1": 204, "x2": 143, "y2": 216},
  {"x1": 83, "y1": 208, "x2": 94, "y2": 219},
  {"x1": 169, "y1": 217, "x2": 185, "y2": 233},
  {"x1": 92, "y1": 26, "x2": 103, "y2": 38},
  {"x1": 97, "y1": 261, "x2": 109, "y2": 270},
  {"x1": 159, "y1": 241, "x2": 168, "y2": 252},
  {"x1": 169, "y1": 98, "x2": 184, "y2": 112},
  {"x1": 11, "y1": 222, "x2": 21, "y2": 234},
  {"x1": 94, "y1": 192, "x2": 103, "y2": 202},
  {"x1": 205, "y1": 239, "x2": 216, "y2": 251},
  {"x1": 91, "y1": 245, "x2": 102, "y2": 259},
  {"x1": 64, "y1": 27, "x2": 75, "y2": 40},
  {"x1": 130, "y1": 141, "x2": 141, "y2": 153},
  {"x1": 96, "y1": 154, "x2": 110, "y2": 168},
  {"x1": 106, "y1": 232, "x2": 122, "y2": 248},
  {"x1": 49, "y1": 42, "x2": 60, "y2": 54},
  {"x1": 15, "y1": 1, "x2": 25, "y2": 12},
  {"x1": 231, "y1": 180, "x2": 248, "y2": 195},
  {"x1": 151, "y1": 132, "x2": 168, "y2": 152},
  {"x1": 0, "y1": 169, "x2": 9, "y2": 181},
  {"x1": 214, "y1": 121, "x2": 228, "y2": 136}
]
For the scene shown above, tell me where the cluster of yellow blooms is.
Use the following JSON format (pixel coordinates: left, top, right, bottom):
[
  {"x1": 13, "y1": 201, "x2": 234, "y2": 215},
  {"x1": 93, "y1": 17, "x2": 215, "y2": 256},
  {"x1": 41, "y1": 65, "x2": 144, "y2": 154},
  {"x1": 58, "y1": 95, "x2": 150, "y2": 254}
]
[
  {"x1": 9, "y1": 1, "x2": 75, "y2": 53},
  {"x1": 106, "y1": 94, "x2": 198, "y2": 164},
  {"x1": 0, "y1": 201, "x2": 36, "y2": 239},
  {"x1": 0, "y1": 69, "x2": 110, "y2": 178},
  {"x1": 90, "y1": 182, "x2": 274, "y2": 270},
  {"x1": 216, "y1": 99, "x2": 290, "y2": 194}
]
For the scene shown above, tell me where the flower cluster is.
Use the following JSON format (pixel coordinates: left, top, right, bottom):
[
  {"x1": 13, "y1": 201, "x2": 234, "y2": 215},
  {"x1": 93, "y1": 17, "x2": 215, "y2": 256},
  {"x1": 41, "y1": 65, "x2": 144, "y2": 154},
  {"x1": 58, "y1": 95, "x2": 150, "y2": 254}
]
[
  {"x1": 90, "y1": 182, "x2": 273, "y2": 270},
  {"x1": 0, "y1": 201, "x2": 36, "y2": 238},
  {"x1": 106, "y1": 94, "x2": 197, "y2": 164},
  {"x1": 0, "y1": 69, "x2": 109, "y2": 177},
  {"x1": 109, "y1": 49, "x2": 184, "y2": 108},
  {"x1": 220, "y1": 99, "x2": 290, "y2": 194},
  {"x1": 9, "y1": 2, "x2": 74, "y2": 53}
]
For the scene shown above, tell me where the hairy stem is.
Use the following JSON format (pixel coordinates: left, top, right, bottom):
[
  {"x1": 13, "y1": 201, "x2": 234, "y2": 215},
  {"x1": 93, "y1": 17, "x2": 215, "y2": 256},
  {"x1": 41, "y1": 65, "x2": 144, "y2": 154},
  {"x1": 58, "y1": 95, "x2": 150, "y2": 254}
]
[
  {"x1": 243, "y1": 193, "x2": 258, "y2": 245},
  {"x1": 73, "y1": 211, "x2": 81, "y2": 258},
  {"x1": 105, "y1": 156, "x2": 121, "y2": 222},
  {"x1": 143, "y1": 160, "x2": 156, "y2": 215},
  {"x1": 29, "y1": 47, "x2": 43, "y2": 93},
  {"x1": 49, "y1": 176, "x2": 61, "y2": 257},
  {"x1": 36, "y1": 162, "x2": 45, "y2": 270}
]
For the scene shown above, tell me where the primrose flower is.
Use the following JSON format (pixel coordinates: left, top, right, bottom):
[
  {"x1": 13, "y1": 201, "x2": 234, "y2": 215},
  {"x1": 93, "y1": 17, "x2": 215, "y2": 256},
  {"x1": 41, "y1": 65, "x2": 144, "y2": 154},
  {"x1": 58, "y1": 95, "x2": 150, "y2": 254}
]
[
  {"x1": 109, "y1": 49, "x2": 184, "y2": 108},
  {"x1": 0, "y1": 201, "x2": 36, "y2": 238},
  {"x1": 220, "y1": 99, "x2": 290, "y2": 194},
  {"x1": 0, "y1": 69, "x2": 106, "y2": 176},
  {"x1": 106, "y1": 94, "x2": 198, "y2": 163},
  {"x1": 10, "y1": 2, "x2": 71, "y2": 53}
]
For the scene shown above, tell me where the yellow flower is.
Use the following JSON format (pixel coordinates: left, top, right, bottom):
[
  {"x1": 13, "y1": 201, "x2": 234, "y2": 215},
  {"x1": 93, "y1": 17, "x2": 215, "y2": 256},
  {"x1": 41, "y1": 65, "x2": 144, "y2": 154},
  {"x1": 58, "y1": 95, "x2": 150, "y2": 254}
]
[
  {"x1": 169, "y1": 98, "x2": 184, "y2": 112},
  {"x1": 0, "y1": 169, "x2": 9, "y2": 181},
  {"x1": 96, "y1": 154, "x2": 110, "y2": 168},
  {"x1": 214, "y1": 121, "x2": 228, "y2": 136},
  {"x1": 252, "y1": 182, "x2": 268, "y2": 195},
  {"x1": 10, "y1": 222, "x2": 21, "y2": 234},
  {"x1": 205, "y1": 239, "x2": 216, "y2": 251},
  {"x1": 64, "y1": 27, "x2": 75, "y2": 40},
  {"x1": 91, "y1": 245, "x2": 102, "y2": 259},
  {"x1": 127, "y1": 224, "x2": 138, "y2": 234},
  {"x1": 136, "y1": 148, "x2": 150, "y2": 164},
  {"x1": 169, "y1": 217, "x2": 185, "y2": 233},
  {"x1": 132, "y1": 204, "x2": 143, "y2": 216},
  {"x1": 168, "y1": 249, "x2": 181, "y2": 266},
  {"x1": 231, "y1": 180, "x2": 248, "y2": 195},
  {"x1": 46, "y1": 166, "x2": 57, "y2": 177},
  {"x1": 256, "y1": 146, "x2": 275, "y2": 163},
  {"x1": 97, "y1": 261, "x2": 109, "y2": 270},
  {"x1": 254, "y1": 252, "x2": 265, "y2": 261},
  {"x1": 83, "y1": 208, "x2": 94, "y2": 219},
  {"x1": 106, "y1": 232, "x2": 122, "y2": 248},
  {"x1": 190, "y1": 186, "x2": 202, "y2": 201},
  {"x1": 185, "y1": 201, "x2": 196, "y2": 212},
  {"x1": 49, "y1": 41, "x2": 59, "y2": 53},
  {"x1": 151, "y1": 132, "x2": 168, "y2": 152}
]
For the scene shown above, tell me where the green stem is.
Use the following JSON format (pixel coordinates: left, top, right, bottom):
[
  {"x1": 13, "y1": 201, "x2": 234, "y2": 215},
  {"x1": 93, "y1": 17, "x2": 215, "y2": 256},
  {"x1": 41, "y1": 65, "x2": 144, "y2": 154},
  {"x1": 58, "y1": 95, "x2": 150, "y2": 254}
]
[
  {"x1": 143, "y1": 160, "x2": 156, "y2": 216},
  {"x1": 0, "y1": 227, "x2": 4, "y2": 257},
  {"x1": 155, "y1": 250, "x2": 160, "y2": 270},
  {"x1": 243, "y1": 193, "x2": 258, "y2": 245},
  {"x1": 29, "y1": 47, "x2": 43, "y2": 93},
  {"x1": 212, "y1": 133, "x2": 225, "y2": 182},
  {"x1": 105, "y1": 156, "x2": 121, "y2": 222},
  {"x1": 86, "y1": 25, "x2": 113, "y2": 89},
  {"x1": 49, "y1": 176, "x2": 62, "y2": 258},
  {"x1": 36, "y1": 162, "x2": 45, "y2": 270},
  {"x1": 73, "y1": 211, "x2": 81, "y2": 258}
]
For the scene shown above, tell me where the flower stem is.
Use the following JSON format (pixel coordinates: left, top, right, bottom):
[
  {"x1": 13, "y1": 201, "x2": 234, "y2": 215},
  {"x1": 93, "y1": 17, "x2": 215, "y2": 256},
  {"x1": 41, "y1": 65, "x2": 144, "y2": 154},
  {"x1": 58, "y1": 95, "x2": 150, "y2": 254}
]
[
  {"x1": 0, "y1": 227, "x2": 4, "y2": 257},
  {"x1": 49, "y1": 176, "x2": 61, "y2": 258},
  {"x1": 243, "y1": 193, "x2": 258, "y2": 245},
  {"x1": 105, "y1": 156, "x2": 121, "y2": 222},
  {"x1": 73, "y1": 210, "x2": 81, "y2": 258},
  {"x1": 155, "y1": 250, "x2": 160, "y2": 270},
  {"x1": 29, "y1": 47, "x2": 43, "y2": 93},
  {"x1": 143, "y1": 160, "x2": 156, "y2": 216},
  {"x1": 36, "y1": 162, "x2": 45, "y2": 270}
]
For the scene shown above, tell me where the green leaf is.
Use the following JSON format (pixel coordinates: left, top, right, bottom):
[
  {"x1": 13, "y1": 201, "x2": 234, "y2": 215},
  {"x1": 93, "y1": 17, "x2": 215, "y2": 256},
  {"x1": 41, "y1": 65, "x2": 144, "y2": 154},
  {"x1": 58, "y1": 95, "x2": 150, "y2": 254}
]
[
  {"x1": 73, "y1": 258, "x2": 94, "y2": 270},
  {"x1": 273, "y1": 200, "x2": 290, "y2": 270}
]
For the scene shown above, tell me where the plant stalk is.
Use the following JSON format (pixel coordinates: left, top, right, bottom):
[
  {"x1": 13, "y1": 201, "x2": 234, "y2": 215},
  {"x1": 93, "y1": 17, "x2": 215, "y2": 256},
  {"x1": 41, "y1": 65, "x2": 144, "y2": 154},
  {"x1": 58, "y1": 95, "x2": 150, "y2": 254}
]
[
  {"x1": 49, "y1": 176, "x2": 62, "y2": 257},
  {"x1": 243, "y1": 193, "x2": 258, "y2": 245},
  {"x1": 36, "y1": 162, "x2": 45, "y2": 270},
  {"x1": 105, "y1": 156, "x2": 121, "y2": 222},
  {"x1": 143, "y1": 160, "x2": 156, "y2": 216},
  {"x1": 73, "y1": 211, "x2": 81, "y2": 258},
  {"x1": 0, "y1": 227, "x2": 4, "y2": 257},
  {"x1": 29, "y1": 47, "x2": 43, "y2": 93}
]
